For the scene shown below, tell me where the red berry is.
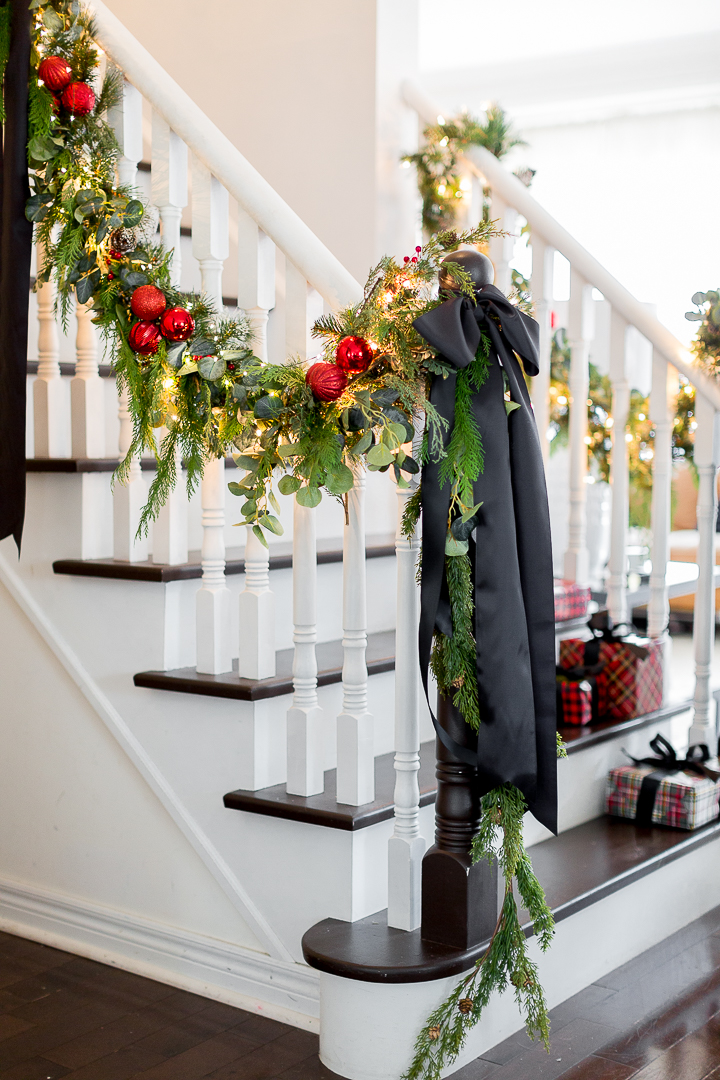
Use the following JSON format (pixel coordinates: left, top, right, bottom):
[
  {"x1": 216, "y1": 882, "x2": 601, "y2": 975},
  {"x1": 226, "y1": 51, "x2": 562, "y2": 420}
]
[
  {"x1": 335, "y1": 335, "x2": 373, "y2": 375},
  {"x1": 107, "y1": 272, "x2": 114, "y2": 280},
  {"x1": 130, "y1": 284, "x2": 166, "y2": 321},
  {"x1": 227, "y1": 362, "x2": 236, "y2": 371},
  {"x1": 108, "y1": 249, "x2": 122, "y2": 261},
  {"x1": 415, "y1": 246, "x2": 422, "y2": 252},
  {"x1": 38, "y1": 56, "x2": 73, "y2": 93},
  {"x1": 306, "y1": 362, "x2": 347, "y2": 402},
  {"x1": 403, "y1": 256, "x2": 410, "y2": 263},
  {"x1": 61, "y1": 82, "x2": 95, "y2": 116},
  {"x1": 411, "y1": 257, "x2": 418, "y2": 263}
]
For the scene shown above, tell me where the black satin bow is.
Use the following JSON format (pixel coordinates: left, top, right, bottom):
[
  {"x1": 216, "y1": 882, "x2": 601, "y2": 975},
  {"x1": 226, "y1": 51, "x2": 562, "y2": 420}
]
[
  {"x1": 413, "y1": 283, "x2": 558, "y2": 833},
  {"x1": 625, "y1": 733, "x2": 719, "y2": 781}
]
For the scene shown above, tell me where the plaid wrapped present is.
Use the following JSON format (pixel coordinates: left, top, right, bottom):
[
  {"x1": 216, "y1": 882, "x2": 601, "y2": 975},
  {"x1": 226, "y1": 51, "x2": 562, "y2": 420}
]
[
  {"x1": 559, "y1": 626, "x2": 663, "y2": 721},
  {"x1": 606, "y1": 735, "x2": 720, "y2": 829},
  {"x1": 556, "y1": 668, "x2": 597, "y2": 726},
  {"x1": 554, "y1": 580, "x2": 591, "y2": 622}
]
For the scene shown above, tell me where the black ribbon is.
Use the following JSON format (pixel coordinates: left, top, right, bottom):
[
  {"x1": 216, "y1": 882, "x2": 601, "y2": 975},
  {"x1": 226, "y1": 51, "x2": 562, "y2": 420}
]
[
  {"x1": 584, "y1": 611, "x2": 649, "y2": 665},
  {"x1": 0, "y1": 0, "x2": 33, "y2": 551},
  {"x1": 414, "y1": 284, "x2": 558, "y2": 834},
  {"x1": 624, "y1": 733, "x2": 719, "y2": 827}
]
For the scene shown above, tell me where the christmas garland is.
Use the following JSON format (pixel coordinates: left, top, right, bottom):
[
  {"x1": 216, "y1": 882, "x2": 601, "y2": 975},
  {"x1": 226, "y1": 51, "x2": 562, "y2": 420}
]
[
  {"x1": 402, "y1": 105, "x2": 533, "y2": 235},
  {"x1": 14, "y1": 2, "x2": 564, "y2": 1074}
]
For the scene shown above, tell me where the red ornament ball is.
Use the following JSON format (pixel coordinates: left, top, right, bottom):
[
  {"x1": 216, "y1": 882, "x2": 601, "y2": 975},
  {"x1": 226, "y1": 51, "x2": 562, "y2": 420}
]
[
  {"x1": 38, "y1": 56, "x2": 73, "y2": 93},
  {"x1": 107, "y1": 273, "x2": 114, "y2": 281},
  {"x1": 128, "y1": 321, "x2": 162, "y2": 357},
  {"x1": 159, "y1": 306, "x2": 195, "y2": 342},
  {"x1": 335, "y1": 335, "x2": 373, "y2": 375},
  {"x1": 61, "y1": 82, "x2": 95, "y2": 116},
  {"x1": 306, "y1": 362, "x2": 347, "y2": 402},
  {"x1": 130, "y1": 284, "x2": 166, "y2": 321}
]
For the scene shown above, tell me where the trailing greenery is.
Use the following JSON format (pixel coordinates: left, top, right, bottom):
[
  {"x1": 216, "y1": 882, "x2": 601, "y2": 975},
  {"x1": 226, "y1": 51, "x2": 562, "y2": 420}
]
[
  {"x1": 402, "y1": 105, "x2": 532, "y2": 234},
  {"x1": 404, "y1": 785, "x2": 555, "y2": 1080},
  {"x1": 686, "y1": 289, "x2": 720, "y2": 371}
]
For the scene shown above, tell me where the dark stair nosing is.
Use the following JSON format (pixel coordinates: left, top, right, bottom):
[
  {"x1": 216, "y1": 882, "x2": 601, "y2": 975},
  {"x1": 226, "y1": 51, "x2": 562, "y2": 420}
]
[
  {"x1": 27, "y1": 454, "x2": 237, "y2": 474},
  {"x1": 221, "y1": 700, "x2": 691, "y2": 831},
  {"x1": 27, "y1": 360, "x2": 114, "y2": 378},
  {"x1": 53, "y1": 536, "x2": 397, "y2": 583},
  {"x1": 301, "y1": 813, "x2": 720, "y2": 983}
]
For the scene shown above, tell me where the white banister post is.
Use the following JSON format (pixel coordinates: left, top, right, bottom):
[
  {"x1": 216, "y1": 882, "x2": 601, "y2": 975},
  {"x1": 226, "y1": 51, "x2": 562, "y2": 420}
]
[
  {"x1": 529, "y1": 237, "x2": 554, "y2": 466},
  {"x1": 563, "y1": 270, "x2": 593, "y2": 585},
  {"x1": 110, "y1": 77, "x2": 147, "y2": 559},
  {"x1": 191, "y1": 156, "x2": 232, "y2": 670},
  {"x1": 33, "y1": 240, "x2": 70, "y2": 458},
  {"x1": 71, "y1": 301, "x2": 104, "y2": 458},
  {"x1": 648, "y1": 353, "x2": 674, "y2": 698},
  {"x1": 286, "y1": 498, "x2": 324, "y2": 796},
  {"x1": 689, "y1": 396, "x2": 720, "y2": 749},
  {"x1": 286, "y1": 261, "x2": 323, "y2": 362},
  {"x1": 151, "y1": 113, "x2": 189, "y2": 565},
  {"x1": 607, "y1": 311, "x2": 630, "y2": 625},
  {"x1": 336, "y1": 467, "x2": 374, "y2": 806},
  {"x1": 387, "y1": 481, "x2": 425, "y2": 931},
  {"x1": 236, "y1": 209, "x2": 277, "y2": 676},
  {"x1": 487, "y1": 193, "x2": 517, "y2": 295}
]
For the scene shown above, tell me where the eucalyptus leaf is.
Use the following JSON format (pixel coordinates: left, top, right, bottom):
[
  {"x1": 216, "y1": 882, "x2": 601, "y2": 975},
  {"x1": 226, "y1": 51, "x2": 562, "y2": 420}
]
[
  {"x1": 259, "y1": 513, "x2": 283, "y2": 536},
  {"x1": 505, "y1": 399, "x2": 521, "y2": 415},
  {"x1": 95, "y1": 218, "x2": 109, "y2": 244},
  {"x1": 254, "y1": 394, "x2": 283, "y2": 419},
  {"x1": 253, "y1": 524, "x2": 268, "y2": 548},
  {"x1": 166, "y1": 341, "x2": 187, "y2": 369},
  {"x1": 711, "y1": 306, "x2": 720, "y2": 327},
  {"x1": 345, "y1": 406, "x2": 368, "y2": 431},
  {"x1": 188, "y1": 335, "x2": 215, "y2": 356},
  {"x1": 28, "y1": 135, "x2": 59, "y2": 163},
  {"x1": 461, "y1": 501, "x2": 483, "y2": 522},
  {"x1": 325, "y1": 463, "x2": 355, "y2": 495},
  {"x1": 42, "y1": 7, "x2": 63, "y2": 30},
  {"x1": 278, "y1": 474, "x2": 301, "y2": 495},
  {"x1": 231, "y1": 383, "x2": 248, "y2": 407},
  {"x1": 241, "y1": 499, "x2": 257, "y2": 516},
  {"x1": 352, "y1": 429, "x2": 373, "y2": 455},
  {"x1": 371, "y1": 387, "x2": 399, "y2": 408},
  {"x1": 691, "y1": 292, "x2": 707, "y2": 306},
  {"x1": 445, "y1": 534, "x2": 469, "y2": 556},
  {"x1": 120, "y1": 270, "x2": 149, "y2": 289},
  {"x1": 367, "y1": 443, "x2": 393, "y2": 467},
  {"x1": 228, "y1": 482, "x2": 246, "y2": 497},
  {"x1": 399, "y1": 455, "x2": 419, "y2": 475},
  {"x1": 296, "y1": 485, "x2": 322, "y2": 508},
  {"x1": 389, "y1": 421, "x2": 408, "y2": 444},
  {"x1": 268, "y1": 489, "x2": 281, "y2": 514},
  {"x1": 177, "y1": 360, "x2": 198, "y2": 377},
  {"x1": 451, "y1": 514, "x2": 479, "y2": 542},
  {"x1": 685, "y1": 311, "x2": 704, "y2": 321},
  {"x1": 277, "y1": 443, "x2": 300, "y2": 458},
  {"x1": 114, "y1": 303, "x2": 129, "y2": 333},
  {"x1": 122, "y1": 199, "x2": 144, "y2": 227},
  {"x1": 221, "y1": 349, "x2": 252, "y2": 360},
  {"x1": 76, "y1": 275, "x2": 97, "y2": 305},
  {"x1": 235, "y1": 455, "x2": 259, "y2": 471},
  {"x1": 198, "y1": 356, "x2": 226, "y2": 381}
]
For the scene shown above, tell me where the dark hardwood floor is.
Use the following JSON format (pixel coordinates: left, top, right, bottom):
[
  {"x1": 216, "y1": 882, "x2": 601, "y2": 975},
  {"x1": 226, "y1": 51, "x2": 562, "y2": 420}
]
[{"x1": 3, "y1": 906, "x2": 720, "y2": 1079}]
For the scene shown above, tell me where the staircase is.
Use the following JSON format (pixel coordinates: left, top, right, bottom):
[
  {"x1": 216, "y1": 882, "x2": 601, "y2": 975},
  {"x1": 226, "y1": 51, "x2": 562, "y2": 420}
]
[{"x1": 2, "y1": 4, "x2": 720, "y2": 1079}]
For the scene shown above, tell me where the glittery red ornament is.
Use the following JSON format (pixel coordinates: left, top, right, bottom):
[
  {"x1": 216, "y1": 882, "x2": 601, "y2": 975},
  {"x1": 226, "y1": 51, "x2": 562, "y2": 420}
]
[
  {"x1": 159, "y1": 306, "x2": 195, "y2": 342},
  {"x1": 128, "y1": 321, "x2": 162, "y2": 356},
  {"x1": 335, "y1": 335, "x2": 373, "y2": 375},
  {"x1": 61, "y1": 82, "x2": 95, "y2": 116},
  {"x1": 306, "y1": 362, "x2": 347, "y2": 402},
  {"x1": 130, "y1": 284, "x2": 166, "y2": 321},
  {"x1": 38, "y1": 56, "x2": 73, "y2": 93}
]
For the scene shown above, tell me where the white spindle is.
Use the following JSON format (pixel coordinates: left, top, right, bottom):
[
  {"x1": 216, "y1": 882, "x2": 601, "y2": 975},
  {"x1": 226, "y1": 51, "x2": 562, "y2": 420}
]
[
  {"x1": 286, "y1": 261, "x2": 323, "y2": 361},
  {"x1": 648, "y1": 353, "x2": 674, "y2": 699},
  {"x1": 110, "y1": 77, "x2": 146, "y2": 559},
  {"x1": 196, "y1": 455, "x2": 232, "y2": 674},
  {"x1": 336, "y1": 468, "x2": 374, "y2": 806},
  {"x1": 152, "y1": 442, "x2": 188, "y2": 565},
  {"x1": 607, "y1": 312, "x2": 630, "y2": 625},
  {"x1": 286, "y1": 499, "x2": 324, "y2": 796},
  {"x1": 191, "y1": 155, "x2": 228, "y2": 309},
  {"x1": 563, "y1": 270, "x2": 593, "y2": 585},
  {"x1": 151, "y1": 111, "x2": 188, "y2": 289},
  {"x1": 689, "y1": 396, "x2": 720, "y2": 749},
  {"x1": 487, "y1": 193, "x2": 517, "y2": 295},
  {"x1": 33, "y1": 241, "x2": 70, "y2": 458},
  {"x1": 71, "y1": 301, "x2": 104, "y2": 458},
  {"x1": 387, "y1": 482, "x2": 424, "y2": 931},
  {"x1": 237, "y1": 521, "x2": 276, "y2": 679},
  {"x1": 529, "y1": 238, "x2": 554, "y2": 466},
  {"x1": 237, "y1": 208, "x2": 276, "y2": 363}
]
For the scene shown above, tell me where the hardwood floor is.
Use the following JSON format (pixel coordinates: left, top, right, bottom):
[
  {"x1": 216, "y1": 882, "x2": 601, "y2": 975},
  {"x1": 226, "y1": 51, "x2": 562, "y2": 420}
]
[{"x1": 2, "y1": 907, "x2": 720, "y2": 1079}]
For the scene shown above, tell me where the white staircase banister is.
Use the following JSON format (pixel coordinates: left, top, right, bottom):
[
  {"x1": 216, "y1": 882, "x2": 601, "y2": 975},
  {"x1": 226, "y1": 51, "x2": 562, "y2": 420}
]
[
  {"x1": 89, "y1": 0, "x2": 362, "y2": 312},
  {"x1": 401, "y1": 79, "x2": 720, "y2": 413}
]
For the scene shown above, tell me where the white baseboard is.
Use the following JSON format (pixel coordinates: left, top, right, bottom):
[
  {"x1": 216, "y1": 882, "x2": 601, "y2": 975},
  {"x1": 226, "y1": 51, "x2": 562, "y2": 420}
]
[{"x1": 0, "y1": 875, "x2": 319, "y2": 1031}]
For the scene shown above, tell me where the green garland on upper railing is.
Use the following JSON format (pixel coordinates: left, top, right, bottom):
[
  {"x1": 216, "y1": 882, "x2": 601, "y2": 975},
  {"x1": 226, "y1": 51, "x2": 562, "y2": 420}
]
[{"x1": 11, "y1": 3, "x2": 566, "y2": 1075}]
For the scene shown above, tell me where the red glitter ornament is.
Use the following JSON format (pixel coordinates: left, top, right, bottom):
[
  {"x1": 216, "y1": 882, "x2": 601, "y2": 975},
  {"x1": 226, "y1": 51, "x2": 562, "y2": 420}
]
[
  {"x1": 159, "y1": 306, "x2": 195, "y2": 342},
  {"x1": 130, "y1": 284, "x2": 166, "y2": 321},
  {"x1": 38, "y1": 56, "x2": 73, "y2": 93},
  {"x1": 61, "y1": 82, "x2": 96, "y2": 116},
  {"x1": 128, "y1": 321, "x2": 162, "y2": 356},
  {"x1": 306, "y1": 362, "x2": 347, "y2": 402},
  {"x1": 335, "y1": 335, "x2": 373, "y2": 375}
]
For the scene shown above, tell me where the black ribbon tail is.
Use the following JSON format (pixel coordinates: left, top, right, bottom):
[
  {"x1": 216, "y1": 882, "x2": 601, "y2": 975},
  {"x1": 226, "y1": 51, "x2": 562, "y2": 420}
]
[{"x1": 635, "y1": 771, "x2": 665, "y2": 827}]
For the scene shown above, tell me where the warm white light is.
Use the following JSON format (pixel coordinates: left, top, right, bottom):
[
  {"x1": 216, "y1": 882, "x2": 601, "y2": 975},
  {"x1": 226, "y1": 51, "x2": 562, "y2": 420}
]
[
  {"x1": 638, "y1": 412, "x2": 646, "y2": 421},
  {"x1": 439, "y1": 137, "x2": 449, "y2": 147},
  {"x1": 584, "y1": 435, "x2": 592, "y2": 445},
  {"x1": 437, "y1": 184, "x2": 446, "y2": 195},
  {"x1": 162, "y1": 377, "x2": 175, "y2": 389},
  {"x1": 625, "y1": 432, "x2": 634, "y2": 443},
  {"x1": 605, "y1": 417, "x2": 614, "y2": 428},
  {"x1": 459, "y1": 177, "x2": 471, "y2": 191},
  {"x1": 556, "y1": 395, "x2": 567, "y2": 405},
  {"x1": 401, "y1": 160, "x2": 411, "y2": 169},
  {"x1": 437, "y1": 115, "x2": 445, "y2": 125}
]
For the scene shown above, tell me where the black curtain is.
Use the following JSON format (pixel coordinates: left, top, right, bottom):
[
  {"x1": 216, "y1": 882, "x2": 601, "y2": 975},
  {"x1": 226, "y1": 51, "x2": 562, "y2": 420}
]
[{"x1": 0, "y1": 0, "x2": 32, "y2": 551}]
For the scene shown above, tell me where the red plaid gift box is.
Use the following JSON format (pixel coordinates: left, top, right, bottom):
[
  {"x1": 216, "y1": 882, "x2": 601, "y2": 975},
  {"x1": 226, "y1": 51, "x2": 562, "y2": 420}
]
[
  {"x1": 554, "y1": 580, "x2": 591, "y2": 622},
  {"x1": 559, "y1": 635, "x2": 662, "y2": 720},
  {"x1": 606, "y1": 764, "x2": 720, "y2": 830},
  {"x1": 556, "y1": 672, "x2": 594, "y2": 726}
]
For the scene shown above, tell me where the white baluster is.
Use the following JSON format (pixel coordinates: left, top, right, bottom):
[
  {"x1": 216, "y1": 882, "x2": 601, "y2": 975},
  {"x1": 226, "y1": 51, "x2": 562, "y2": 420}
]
[
  {"x1": 529, "y1": 238, "x2": 554, "y2": 467},
  {"x1": 336, "y1": 468, "x2": 374, "y2": 806},
  {"x1": 387, "y1": 482, "x2": 425, "y2": 931},
  {"x1": 151, "y1": 111, "x2": 187, "y2": 288},
  {"x1": 237, "y1": 208, "x2": 276, "y2": 363},
  {"x1": 71, "y1": 301, "x2": 104, "y2": 457},
  {"x1": 191, "y1": 156, "x2": 231, "y2": 670},
  {"x1": 286, "y1": 498, "x2": 324, "y2": 796},
  {"x1": 237, "y1": 521, "x2": 276, "y2": 679},
  {"x1": 648, "y1": 353, "x2": 674, "y2": 698},
  {"x1": 689, "y1": 396, "x2": 720, "y2": 748},
  {"x1": 286, "y1": 261, "x2": 323, "y2": 361},
  {"x1": 607, "y1": 311, "x2": 630, "y2": 624},
  {"x1": 109, "y1": 77, "x2": 147, "y2": 558},
  {"x1": 196, "y1": 455, "x2": 232, "y2": 674},
  {"x1": 33, "y1": 241, "x2": 70, "y2": 458},
  {"x1": 563, "y1": 270, "x2": 593, "y2": 585},
  {"x1": 151, "y1": 115, "x2": 189, "y2": 565},
  {"x1": 487, "y1": 193, "x2": 517, "y2": 295}
]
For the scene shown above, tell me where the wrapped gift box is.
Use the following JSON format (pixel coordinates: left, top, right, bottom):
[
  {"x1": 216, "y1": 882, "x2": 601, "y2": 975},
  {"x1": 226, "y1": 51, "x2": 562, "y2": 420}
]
[
  {"x1": 556, "y1": 671, "x2": 595, "y2": 726},
  {"x1": 606, "y1": 764, "x2": 720, "y2": 830},
  {"x1": 554, "y1": 580, "x2": 591, "y2": 622},
  {"x1": 559, "y1": 634, "x2": 663, "y2": 720}
]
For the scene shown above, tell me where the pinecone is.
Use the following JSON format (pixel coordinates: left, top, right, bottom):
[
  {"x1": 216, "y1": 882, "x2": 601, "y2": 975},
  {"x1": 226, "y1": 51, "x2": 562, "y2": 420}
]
[
  {"x1": 427, "y1": 1026, "x2": 441, "y2": 1041},
  {"x1": 458, "y1": 998, "x2": 473, "y2": 1015},
  {"x1": 110, "y1": 227, "x2": 136, "y2": 254}
]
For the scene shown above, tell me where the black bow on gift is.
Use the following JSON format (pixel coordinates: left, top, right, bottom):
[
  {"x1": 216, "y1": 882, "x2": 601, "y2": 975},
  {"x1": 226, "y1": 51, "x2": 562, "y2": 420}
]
[
  {"x1": 623, "y1": 733, "x2": 720, "y2": 827},
  {"x1": 584, "y1": 612, "x2": 650, "y2": 665}
]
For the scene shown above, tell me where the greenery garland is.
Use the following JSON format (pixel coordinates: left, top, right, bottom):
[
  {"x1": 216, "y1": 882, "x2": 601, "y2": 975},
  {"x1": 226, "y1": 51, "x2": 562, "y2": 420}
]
[{"x1": 13, "y1": 2, "x2": 566, "y2": 1074}]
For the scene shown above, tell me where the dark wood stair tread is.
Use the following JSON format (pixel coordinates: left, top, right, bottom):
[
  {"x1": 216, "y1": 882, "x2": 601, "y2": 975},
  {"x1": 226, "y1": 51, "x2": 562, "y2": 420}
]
[
  {"x1": 54, "y1": 534, "x2": 396, "y2": 583},
  {"x1": 222, "y1": 701, "x2": 691, "y2": 831},
  {"x1": 302, "y1": 812, "x2": 720, "y2": 982}
]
